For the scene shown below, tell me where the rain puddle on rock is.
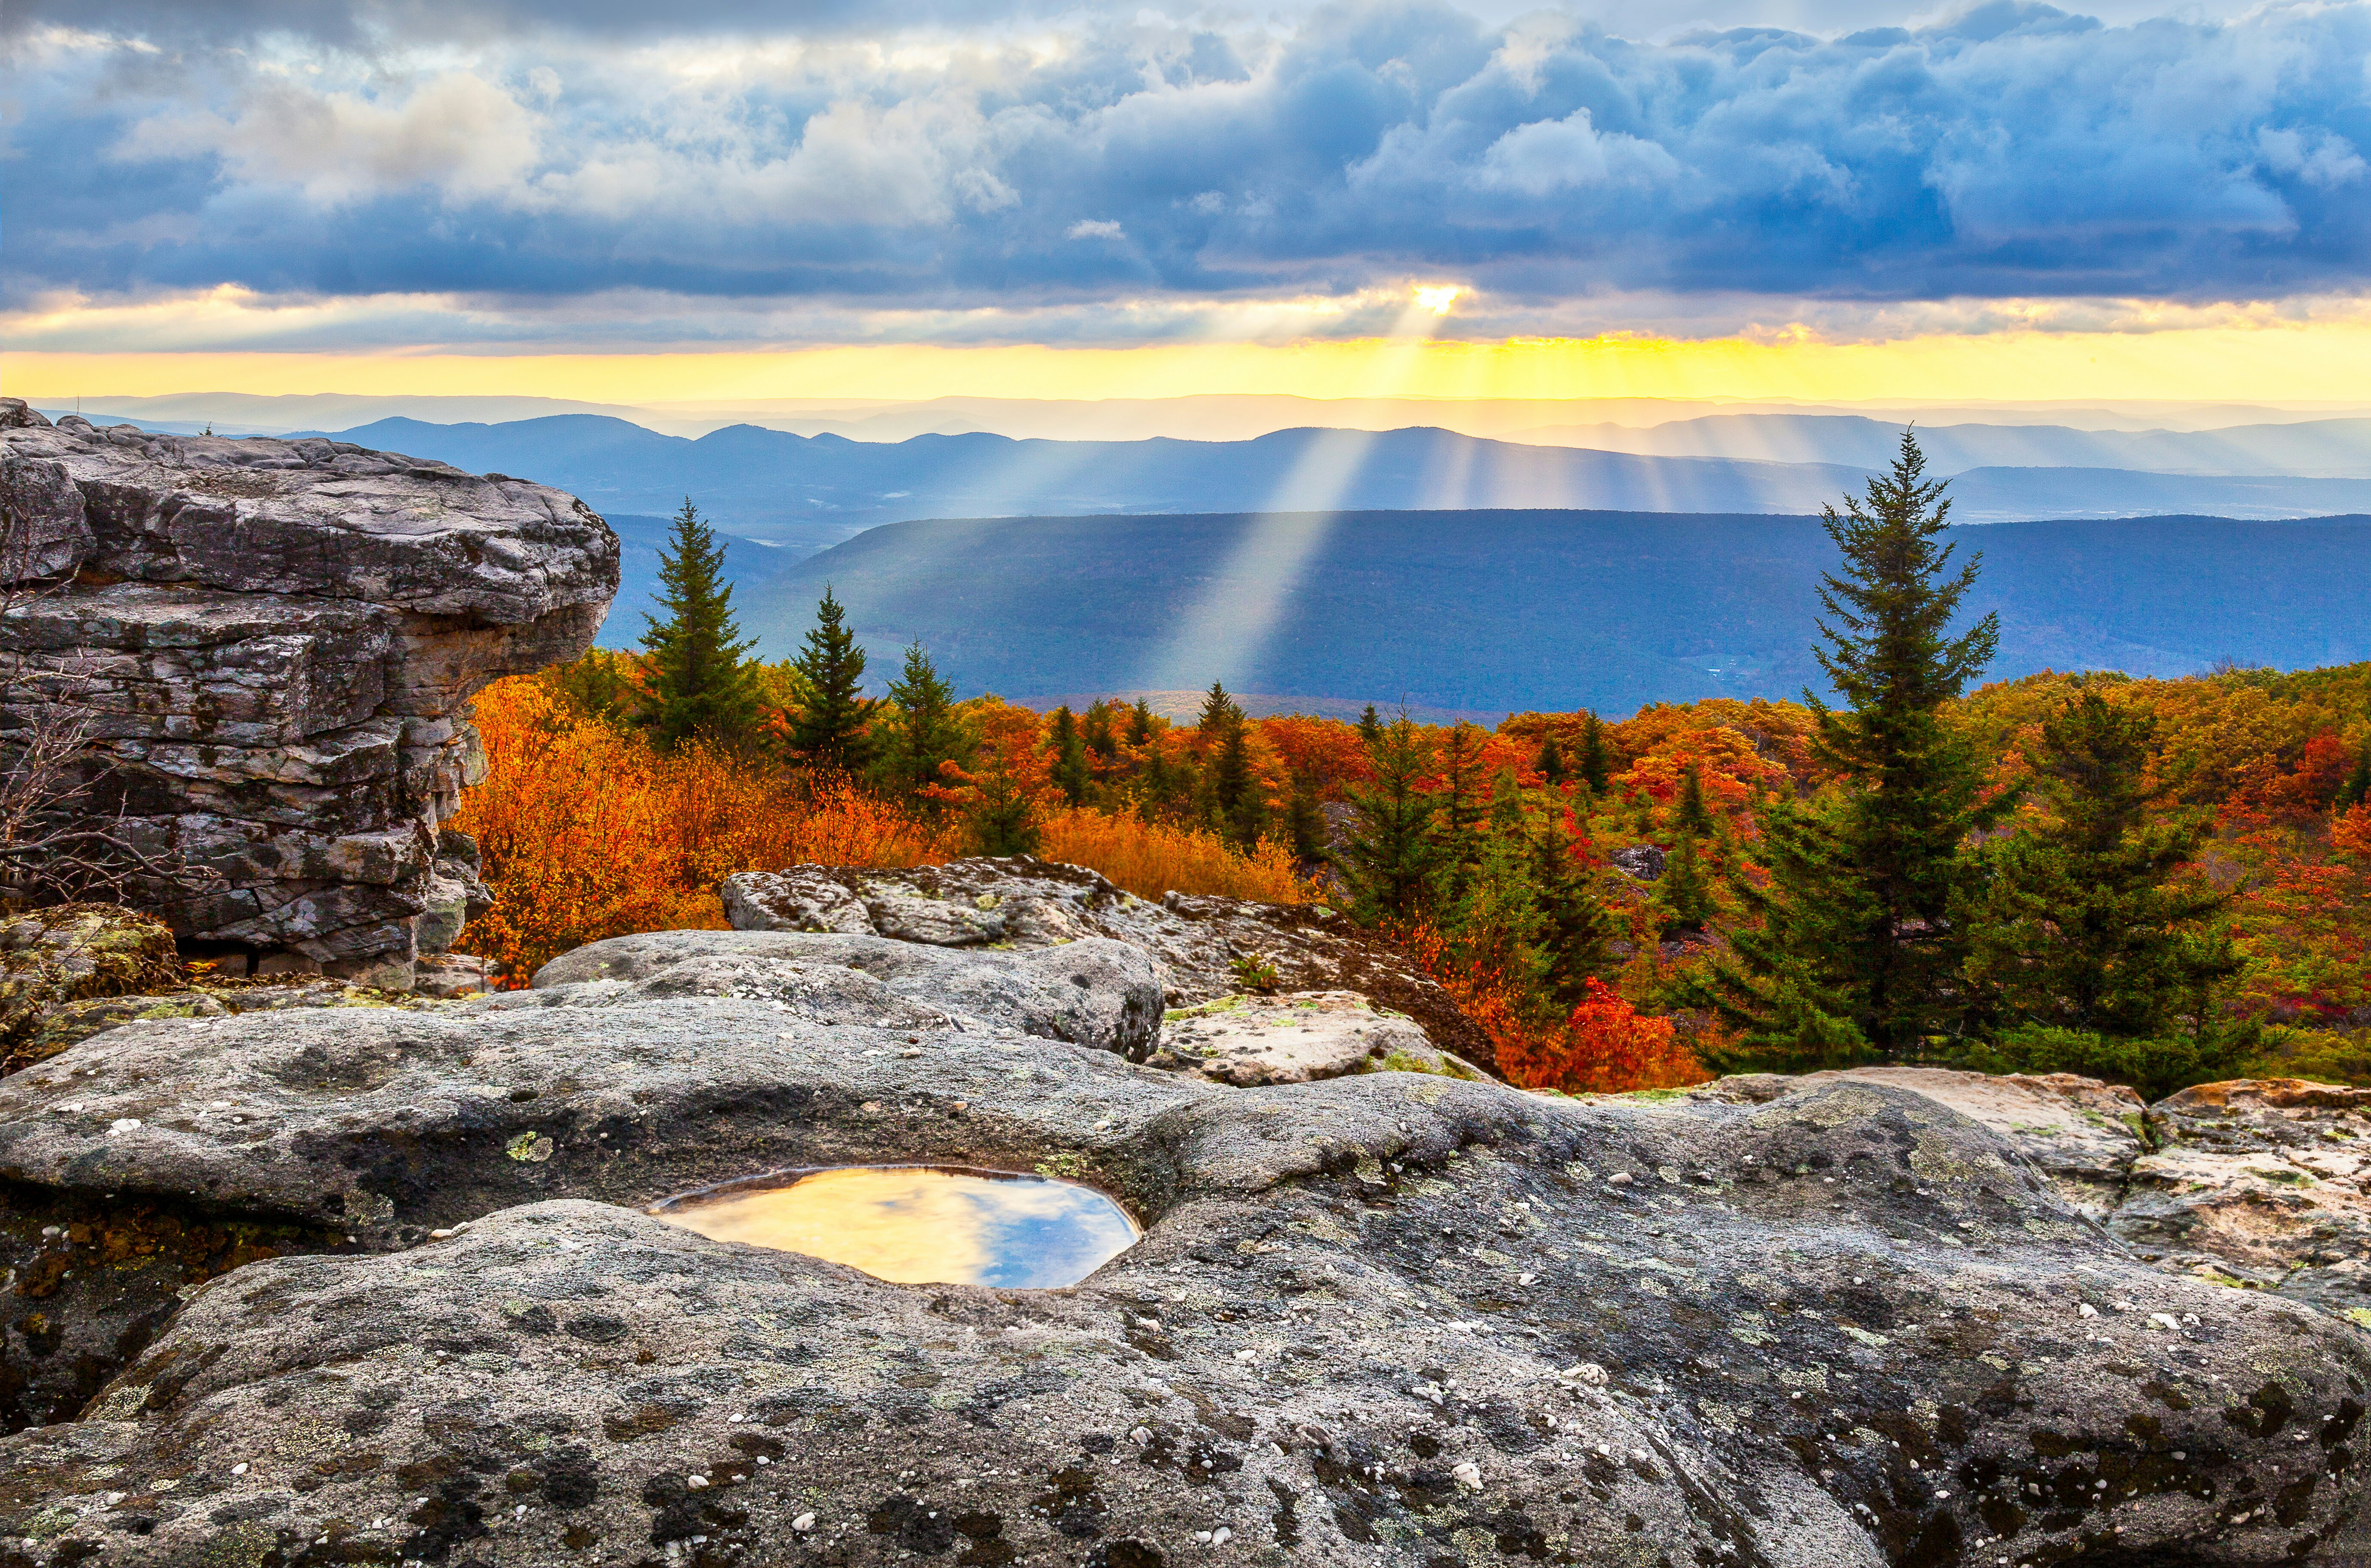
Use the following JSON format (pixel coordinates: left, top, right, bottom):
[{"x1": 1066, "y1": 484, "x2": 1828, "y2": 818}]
[{"x1": 647, "y1": 1166, "x2": 1139, "y2": 1288}]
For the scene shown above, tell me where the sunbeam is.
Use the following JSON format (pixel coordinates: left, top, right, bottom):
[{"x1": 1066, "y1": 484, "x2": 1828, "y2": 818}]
[{"x1": 1129, "y1": 290, "x2": 1453, "y2": 693}]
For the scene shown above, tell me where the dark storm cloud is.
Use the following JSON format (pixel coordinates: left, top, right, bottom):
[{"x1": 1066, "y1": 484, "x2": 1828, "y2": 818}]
[{"x1": 9, "y1": 0, "x2": 2369, "y2": 329}]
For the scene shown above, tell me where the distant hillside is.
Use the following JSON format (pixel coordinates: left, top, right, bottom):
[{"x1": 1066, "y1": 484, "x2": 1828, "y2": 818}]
[
  {"x1": 741, "y1": 509, "x2": 2371, "y2": 716},
  {"x1": 308, "y1": 415, "x2": 2371, "y2": 545},
  {"x1": 1515, "y1": 411, "x2": 2371, "y2": 479}
]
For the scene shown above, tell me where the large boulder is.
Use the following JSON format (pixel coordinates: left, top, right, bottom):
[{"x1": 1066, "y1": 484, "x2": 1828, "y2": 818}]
[
  {"x1": 2, "y1": 988, "x2": 2368, "y2": 1563},
  {"x1": 0, "y1": 400, "x2": 617, "y2": 982},
  {"x1": 1699, "y1": 1067, "x2": 2151, "y2": 1222},
  {"x1": 0, "y1": 904, "x2": 182, "y2": 1072},
  {"x1": 721, "y1": 858, "x2": 1496, "y2": 1067}
]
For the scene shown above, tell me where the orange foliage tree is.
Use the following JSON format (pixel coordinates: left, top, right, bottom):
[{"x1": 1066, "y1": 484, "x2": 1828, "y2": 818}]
[
  {"x1": 1397, "y1": 924, "x2": 1708, "y2": 1094},
  {"x1": 451, "y1": 678, "x2": 954, "y2": 977}
]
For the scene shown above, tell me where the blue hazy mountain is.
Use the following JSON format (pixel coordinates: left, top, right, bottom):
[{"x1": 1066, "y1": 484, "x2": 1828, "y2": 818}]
[
  {"x1": 315, "y1": 416, "x2": 2371, "y2": 549},
  {"x1": 1512, "y1": 413, "x2": 2371, "y2": 479},
  {"x1": 744, "y1": 509, "x2": 2371, "y2": 717}
]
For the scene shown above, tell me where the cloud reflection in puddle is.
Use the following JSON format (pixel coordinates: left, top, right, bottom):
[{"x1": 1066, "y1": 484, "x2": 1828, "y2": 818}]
[{"x1": 649, "y1": 1166, "x2": 1139, "y2": 1289}]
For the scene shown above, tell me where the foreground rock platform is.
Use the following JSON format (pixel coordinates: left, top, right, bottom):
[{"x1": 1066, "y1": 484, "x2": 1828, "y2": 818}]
[
  {"x1": 3, "y1": 976, "x2": 2368, "y2": 1565},
  {"x1": 0, "y1": 399, "x2": 616, "y2": 981}
]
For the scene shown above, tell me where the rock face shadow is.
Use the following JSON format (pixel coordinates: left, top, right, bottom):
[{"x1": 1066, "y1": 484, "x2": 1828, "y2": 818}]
[{"x1": 648, "y1": 1165, "x2": 1141, "y2": 1289}]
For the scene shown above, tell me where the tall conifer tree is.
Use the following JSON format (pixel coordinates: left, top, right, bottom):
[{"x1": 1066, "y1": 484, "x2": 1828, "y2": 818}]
[
  {"x1": 1196, "y1": 683, "x2": 1263, "y2": 847},
  {"x1": 1673, "y1": 762, "x2": 1715, "y2": 837},
  {"x1": 785, "y1": 587, "x2": 876, "y2": 773},
  {"x1": 1050, "y1": 706, "x2": 1091, "y2": 806},
  {"x1": 1699, "y1": 431, "x2": 2008, "y2": 1063},
  {"x1": 1340, "y1": 716, "x2": 1442, "y2": 924},
  {"x1": 639, "y1": 497, "x2": 761, "y2": 750},
  {"x1": 880, "y1": 643, "x2": 963, "y2": 802},
  {"x1": 1576, "y1": 712, "x2": 1612, "y2": 795},
  {"x1": 1530, "y1": 810, "x2": 1615, "y2": 1010},
  {"x1": 1962, "y1": 690, "x2": 2243, "y2": 1039}
]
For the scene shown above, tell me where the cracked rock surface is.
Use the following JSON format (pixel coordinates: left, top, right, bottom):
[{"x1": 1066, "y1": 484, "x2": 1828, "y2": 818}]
[
  {"x1": 0, "y1": 399, "x2": 617, "y2": 978},
  {"x1": 3, "y1": 985, "x2": 2369, "y2": 1565}
]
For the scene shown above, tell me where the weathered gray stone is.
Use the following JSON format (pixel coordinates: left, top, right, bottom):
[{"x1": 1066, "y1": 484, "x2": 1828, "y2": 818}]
[
  {"x1": 2, "y1": 997, "x2": 2365, "y2": 1564},
  {"x1": 723, "y1": 858, "x2": 1496, "y2": 1067},
  {"x1": 528, "y1": 928, "x2": 1165, "y2": 1059},
  {"x1": 1698, "y1": 1067, "x2": 2150, "y2": 1222},
  {"x1": 0, "y1": 399, "x2": 617, "y2": 971},
  {"x1": 1157, "y1": 989, "x2": 1488, "y2": 1086}
]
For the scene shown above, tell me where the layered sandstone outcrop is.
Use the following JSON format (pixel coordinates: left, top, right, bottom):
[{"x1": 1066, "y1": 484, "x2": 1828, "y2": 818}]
[{"x1": 0, "y1": 399, "x2": 616, "y2": 984}]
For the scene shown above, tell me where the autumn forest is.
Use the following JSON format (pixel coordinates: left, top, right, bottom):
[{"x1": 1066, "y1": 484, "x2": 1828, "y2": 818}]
[{"x1": 453, "y1": 436, "x2": 2371, "y2": 1100}]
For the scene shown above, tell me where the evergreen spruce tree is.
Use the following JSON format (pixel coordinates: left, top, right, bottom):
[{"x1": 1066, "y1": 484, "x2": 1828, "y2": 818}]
[
  {"x1": 966, "y1": 764, "x2": 1041, "y2": 857},
  {"x1": 2338, "y1": 739, "x2": 2371, "y2": 812},
  {"x1": 1127, "y1": 700, "x2": 1156, "y2": 749},
  {"x1": 1537, "y1": 734, "x2": 1567, "y2": 786},
  {"x1": 1658, "y1": 834, "x2": 1714, "y2": 935},
  {"x1": 1697, "y1": 431, "x2": 2008, "y2": 1064},
  {"x1": 1196, "y1": 683, "x2": 1264, "y2": 847},
  {"x1": 1530, "y1": 812, "x2": 1616, "y2": 1011},
  {"x1": 1284, "y1": 775, "x2": 1330, "y2": 863},
  {"x1": 1049, "y1": 706, "x2": 1091, "y2": 806},
  {"x1": 1429, "y1": 724, "x2": 1494, "y2": 893},
  {"x1": 1082, "y1": 702, "x2": 1119, "y2": 765},
  {"x1": 1673, "y1": 762, "x2": 1716, "y2": 837},
  {"x1": 879, "y1": 643, "x2": 964, "y2": 802},
  {"x1": 1576, "y1": 712, "x2": 1612, "y2": 795},
  {"x1": 1449, "y1": 775, "x2": 1550, "y2": 997},
  {"x1": 784, "y1": 587, "x2": 877, "y2": 773},
  {"x1": 1357, "y1": 704, "x2": 1385, "y2": 751},
  {"x1": 638, "y1": 497, "x2": 761, "y2": 749},
  {"x1": 1339, "y1": 716, "x2": 1443, "y2": 924},
  {"x1": 1962, "y1": 690, "x2": 2245, "y2": 1040}
]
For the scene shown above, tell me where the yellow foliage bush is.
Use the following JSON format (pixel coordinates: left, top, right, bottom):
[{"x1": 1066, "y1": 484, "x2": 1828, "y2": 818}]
[{"x1": 1036, "y1": 809, "x2": 1312, "y2": 904}]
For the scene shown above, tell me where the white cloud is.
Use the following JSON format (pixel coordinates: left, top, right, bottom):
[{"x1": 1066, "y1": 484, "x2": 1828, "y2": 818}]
[
  {"x1": 1476, "y1": 109, "x2": 1680, "y2": 195},
  {"x1": 117, "y1": 72, "x2": 541, "y2": 202},
  {"x1": 1067, "y1": 218, "x2": 1124, "y2": 238}
]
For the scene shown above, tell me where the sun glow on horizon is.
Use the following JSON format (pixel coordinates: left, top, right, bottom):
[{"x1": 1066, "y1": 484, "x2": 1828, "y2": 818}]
[{"x1": 12, "y1": 309, "x2": 2371, "y2": 412}]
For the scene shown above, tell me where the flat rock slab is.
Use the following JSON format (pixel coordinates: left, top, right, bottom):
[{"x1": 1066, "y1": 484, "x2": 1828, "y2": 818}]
[
  {"x1": 720, "y1": 859, "x2": 1494, "y2": 1067},
  {"x1": 3, "y1": 1006, "x2": 2370, "y2": 1564},
  {"x1": 1701, "y1": 1067, "x2": 2149, "y2": 1220},
  {"x1": 1157, "y1": 991, "x2": 1486, "y2": 1086},
  {"x1": 2114, "y1": 1079, "x2": 2371, "y2": 1318},
  {"x1": 0, "y1": 407, "x2": 616, "y2": 624},
  {"x1": 527, "y1": 929, "x2": 1164, "y2": 1060}
]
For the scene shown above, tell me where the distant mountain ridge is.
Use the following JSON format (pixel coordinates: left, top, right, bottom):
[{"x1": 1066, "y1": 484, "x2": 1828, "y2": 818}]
[
  {"x1": 1512, "y1": 412, "x2": 2371, "y2": 479},
  {"x1": 291, "y1": 416, "x2": 2371, "y2": 548}
]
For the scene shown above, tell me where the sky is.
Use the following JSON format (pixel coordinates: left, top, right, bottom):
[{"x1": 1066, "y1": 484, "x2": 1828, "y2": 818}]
[{"x1": 6, "y1": 0, "x2": 2370, "y2": 406}]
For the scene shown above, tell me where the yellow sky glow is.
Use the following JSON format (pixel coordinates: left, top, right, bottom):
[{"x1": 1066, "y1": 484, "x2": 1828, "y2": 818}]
[{"x1": 9, "y1": 317, "x2": 2371, "y2": 407}]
